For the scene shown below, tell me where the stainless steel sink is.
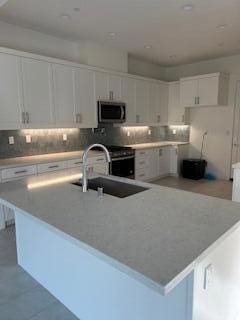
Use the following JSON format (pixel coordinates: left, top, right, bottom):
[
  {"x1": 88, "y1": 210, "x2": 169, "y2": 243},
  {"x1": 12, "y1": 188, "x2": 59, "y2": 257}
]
[{"x1": 72, "y1": 177, "x2": 149, "y2": 198}]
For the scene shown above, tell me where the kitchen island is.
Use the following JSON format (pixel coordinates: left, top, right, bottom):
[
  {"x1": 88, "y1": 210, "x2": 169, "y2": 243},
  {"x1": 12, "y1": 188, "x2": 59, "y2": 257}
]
[{"x1": 1, "y1": 169, "x2": 240, "y2": 319}]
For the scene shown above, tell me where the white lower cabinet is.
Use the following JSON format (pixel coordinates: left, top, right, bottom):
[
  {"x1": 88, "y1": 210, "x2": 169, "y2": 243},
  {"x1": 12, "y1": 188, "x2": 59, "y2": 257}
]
[{"x1": 135, "y1": 145, "x2": 188, "y2": 181}]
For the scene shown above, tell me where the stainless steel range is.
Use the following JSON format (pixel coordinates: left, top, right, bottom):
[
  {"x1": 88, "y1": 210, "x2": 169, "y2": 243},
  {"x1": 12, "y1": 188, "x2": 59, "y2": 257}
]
[{"x1": 93, "y1": 145, "x2": 135, "y2": 179}]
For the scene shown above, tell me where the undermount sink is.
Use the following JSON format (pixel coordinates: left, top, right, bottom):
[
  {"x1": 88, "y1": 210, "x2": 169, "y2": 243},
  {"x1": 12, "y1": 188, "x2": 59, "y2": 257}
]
[{"x1": 72, "y1": 177, "x2": 149, "y2": 198}]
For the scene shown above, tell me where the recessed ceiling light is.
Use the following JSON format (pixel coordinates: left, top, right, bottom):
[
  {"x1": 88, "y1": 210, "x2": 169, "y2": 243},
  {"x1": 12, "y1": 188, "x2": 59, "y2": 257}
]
[
  {"x1": 218, "y1": 42, "x2": 224, "y2": 47},
  {"x1": 73, "y1": 8, "x2": 80, "y2": 12},
  {"x1": 182, "y1": 4, "x2": 194, "y2": 11},
  {"x1": 108, "y1": 32, "x2": 117, "y2": 37},
  {"x1": 144, "y1": 45, "x2": 152, "y2": 49},
  {"x1": 59, "y1": 13, "x2": 71, "y2": 20},
  {"x1": 217, "y1": 24, "x2": 227, "y2": 29}
]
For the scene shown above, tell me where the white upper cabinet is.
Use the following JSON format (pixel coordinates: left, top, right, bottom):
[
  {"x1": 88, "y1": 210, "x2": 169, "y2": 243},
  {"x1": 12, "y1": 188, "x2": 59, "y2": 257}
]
[
  {"x1": 94, "y1": 72, "x2": 109, "y2": 100},
  {"x1": 168, "y1": 81, "x2": 186, "y2": 125},
  {"x1": 21, "y1": 58, "x2": 54, "y2": 127},
  {"x1": 149, "y1": 83, "x2": 161, "y2": 124},
  {"x1": 159, "y1": 83, "x2": 169, "y2": 124},
  {"x1": 121, "y1": 77, "x2": 136, "y2": 124},
  {"x1": 135, "y1": 79, "x2": 150, "y2": 123},
  {"x1": 74, "y1": 68, "x2": 97, "y2": 128},
  {"x1": 0, "y1": 53, "x2": 22, "y2": 129},
  {"x1": 52, "y1": 64, "x2": 75, "y2": 126},
  {"x1": 180, "y1": 78, "x2": 198, "y2": 107},
  {"x1": 180, "y1": 73, "x2": 229, "y2": 108},
  {"x1": 108, "y1": 75, "x2": 122, "y2": 100}
]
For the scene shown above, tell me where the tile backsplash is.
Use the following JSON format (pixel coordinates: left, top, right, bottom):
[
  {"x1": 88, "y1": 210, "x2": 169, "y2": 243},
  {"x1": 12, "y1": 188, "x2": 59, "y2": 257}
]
[{"x1": 0, "y1": 125, "x2": 189, "y2": 159}]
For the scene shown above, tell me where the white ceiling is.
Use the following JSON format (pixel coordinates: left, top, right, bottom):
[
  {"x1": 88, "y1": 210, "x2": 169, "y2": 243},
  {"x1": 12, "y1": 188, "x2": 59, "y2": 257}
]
[{"x1": 0, "y1": 0, "x2": 240, "y2": 66}]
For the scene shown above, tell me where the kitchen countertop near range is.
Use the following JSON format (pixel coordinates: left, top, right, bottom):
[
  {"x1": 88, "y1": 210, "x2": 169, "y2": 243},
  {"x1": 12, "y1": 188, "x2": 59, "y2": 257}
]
[{"x1": 125, "y1": 141, "x2": 189, "y2": 150}]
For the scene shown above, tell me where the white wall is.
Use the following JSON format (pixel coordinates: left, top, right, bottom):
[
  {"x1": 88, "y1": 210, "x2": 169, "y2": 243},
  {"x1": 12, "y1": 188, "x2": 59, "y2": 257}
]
[
  {"x1": 128, "y1": 55, "x2": 166, "y2": 80},
  {"x1": 85, "y1": 42, "x2": 128, "y2": 73},
  {"x1": 0, "y1": 20, "x2": 86, "y2": 64},
  {"x1": 189, "y1": 106, "x2": 234, "y2": 179},
  {"x1": 0, "y1": 21, "x2": 129, "y2": 73}
]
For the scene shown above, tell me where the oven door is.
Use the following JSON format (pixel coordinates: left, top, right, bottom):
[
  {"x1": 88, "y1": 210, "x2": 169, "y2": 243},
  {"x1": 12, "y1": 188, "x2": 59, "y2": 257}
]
[{"x1": 111, "y1": 156, "x2": 135, "y2": 179}]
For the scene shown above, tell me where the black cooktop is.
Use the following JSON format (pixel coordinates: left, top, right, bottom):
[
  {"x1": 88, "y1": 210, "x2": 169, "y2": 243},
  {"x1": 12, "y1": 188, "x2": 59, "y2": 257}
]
[{"x1": 92, "y1": 145, "x2": 134, "y2": 158}]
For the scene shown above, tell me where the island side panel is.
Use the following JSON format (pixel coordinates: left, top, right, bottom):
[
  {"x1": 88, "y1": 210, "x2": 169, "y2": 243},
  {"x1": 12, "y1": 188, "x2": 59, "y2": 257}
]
[
  {"x1": 193, "y1": 225, "x2": 240, "y2": 319},
  {"x1": 15, "y1": 210, "x2": 194, "y2": 320}
]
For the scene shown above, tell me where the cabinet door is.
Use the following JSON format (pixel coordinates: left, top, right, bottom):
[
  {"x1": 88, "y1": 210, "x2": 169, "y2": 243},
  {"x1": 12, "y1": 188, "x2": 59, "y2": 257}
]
[
  {"x1": 149, "y1": 83, "x2": 161, "y2": 124},
  {"x1": 21, "y1": 58, "x2": 54, "y2": 126},
  {"x1": 198, "y1": 76, "x2": 218, "y2": 106},
  {"x1": 159, "y1": 83, "x2": 169, "y2": 124},
  {"x1": 169, "y1": 146, "x2": 178, "y2": 176},
  {"x1": 135, "y1": 80, "x2": 149, "y2": 123},
  {"x1": 148, "y1": 149, "x2": 160, "y2": 179},
  {"x1": 0, "y1": 53, "x2": 22, "y2": 129},
  {"x1": 159, "y1": 147, "x2": 170, "y2": 176},
  {"x1": 108, "y1": 75, "x2": 121, "y2": 100},
  {"x1": 94, "y1": 72, "x2": 109, "y2": 100},
  {"x1": 52, "y1": 64, "x2": 75, "y2": 126},
  {"x1": 121, "y1": 77, "x2": 136, "y2": 123},
  {"x1": 168, "y1": 82, "x2": 185, "y2": 124},
  {"x1": 75, "y1": 68, "x2": 97, "y2": 127},
  {"x1": 180, "y1": 79, "x2": 198, "y2": 107}
]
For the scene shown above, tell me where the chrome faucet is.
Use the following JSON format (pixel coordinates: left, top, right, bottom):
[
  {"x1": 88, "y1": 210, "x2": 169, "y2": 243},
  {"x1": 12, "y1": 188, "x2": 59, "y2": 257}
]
[{"x1": 82, "y1": 144, "x2": 111, "y2": 192}]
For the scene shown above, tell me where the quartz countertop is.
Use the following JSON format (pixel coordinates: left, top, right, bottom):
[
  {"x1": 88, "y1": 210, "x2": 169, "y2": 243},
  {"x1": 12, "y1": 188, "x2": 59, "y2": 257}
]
[
  {"x1": 125, "y1": 141, "x2": 189, "y2": 150},
  {"x1": 232, "y1": 162, "x2": 240, "y2": 169},
  {"x1": 1, "y1": 169, "x2": 240, "y2": 296},
  {"x1": 0, "y1": 151, "x2": 103, "y2": 170}
]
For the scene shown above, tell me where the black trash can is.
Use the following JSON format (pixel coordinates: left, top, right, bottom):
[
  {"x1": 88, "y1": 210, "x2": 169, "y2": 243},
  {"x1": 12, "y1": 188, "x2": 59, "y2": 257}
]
[{"x1": 181, "y1": 159, "x2": 207, "y2": 180}]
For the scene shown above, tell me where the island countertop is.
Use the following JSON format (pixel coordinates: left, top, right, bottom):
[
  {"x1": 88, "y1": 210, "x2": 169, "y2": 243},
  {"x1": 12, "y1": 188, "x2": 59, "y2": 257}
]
[{"x1": 0, "y1": 169, "x2": 240, "y2": 295}]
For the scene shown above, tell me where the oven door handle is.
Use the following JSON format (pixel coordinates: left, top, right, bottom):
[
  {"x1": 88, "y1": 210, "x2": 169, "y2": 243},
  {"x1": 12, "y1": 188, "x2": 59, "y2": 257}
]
[{"x1": 112, "y1": 156, "x2": 135, "y2": 161}]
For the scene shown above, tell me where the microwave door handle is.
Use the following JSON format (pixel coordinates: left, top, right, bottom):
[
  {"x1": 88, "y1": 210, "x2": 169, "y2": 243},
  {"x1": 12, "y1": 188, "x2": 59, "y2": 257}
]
[{"x1": 120, "y1": 105, "x2": 125, "y2": 120}]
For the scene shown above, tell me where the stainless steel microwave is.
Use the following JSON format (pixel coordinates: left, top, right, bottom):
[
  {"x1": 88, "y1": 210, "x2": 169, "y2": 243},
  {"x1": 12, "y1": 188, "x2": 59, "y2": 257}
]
[{"x1": 98, "y1": 100, "x2": 126, "y2": 124}]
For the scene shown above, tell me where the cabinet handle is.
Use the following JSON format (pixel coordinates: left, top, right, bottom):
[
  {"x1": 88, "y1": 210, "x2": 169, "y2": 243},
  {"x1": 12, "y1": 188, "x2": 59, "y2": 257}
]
[
  {"x1": 136, "y1": 115, "x2": 140, "y2": 123},
  {"x1": 76, "y1": 113, "x2": 82, "y2": 123},
  {"x1": 48, "y1": 165, "x2": 59, "y2": 169},
  {"x1": 157, "y1": 115, "x2": 161, "y2": 123},
  {"x1": 159, "y1": 149, "x2": 162, "y2": 156},
  {"x1": 197, "y1": 97, "x2": 200, "y2": 105},
  {"x1": 74, "y1": 161, "x2": 82, "y2": 165},
  {"x1": 109, "y1": 91, "x2": 114, "y2": 100},
  {"x1": 26, "y1": 112, "x2": 30, "y2": 124},
  {"x1": 22, "y1": 112, "x2": 26, "y2": 124},
  {"x1": 15, "y1": 170, "x2": 27, "y2": 174},
  {"x1": 139, "y1": 161, "x2": 145, "y2": 165},
  {"x1": 194, "y1": 97, "x2": 197, "y2": 105},
  {"x1": 182, "y1": 114, "x2": 185, "y2": 123},
  {"x1": 96, "y1": 158, "x2": 104, "y2": 162},
  {"x1": 139, "y1": 174, "x2": 145, "y2": 177}
]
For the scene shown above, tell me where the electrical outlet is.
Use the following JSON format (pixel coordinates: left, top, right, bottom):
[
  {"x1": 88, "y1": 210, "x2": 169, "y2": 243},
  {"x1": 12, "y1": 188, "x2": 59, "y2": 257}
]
[
  {"x1": 63, "y1": 134, "x2": 67, "y2": 141},
  {"x1": 26, "y1": 135, "x2": 31, "y2": 143},
  {"x1": 8, "y1": 136, "x2": 14, "y2": 145},
  {"x1": 127, "y1": 131, "x2": 130, "y2": 137},
  {"x1": 148, "y1": 130, "x2": 152, "y2": 135},
  {"x1": 204, "y1": 264, "x2": 213, "y2": 290},
  {"x1": 173, "y1": 129, "x2": 177, "y2": 135}
]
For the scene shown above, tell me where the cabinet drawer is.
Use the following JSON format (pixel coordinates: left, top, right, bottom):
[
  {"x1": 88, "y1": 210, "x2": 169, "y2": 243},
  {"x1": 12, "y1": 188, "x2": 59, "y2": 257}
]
[
  {"x1": 135, "y1": 157, "x2": 150, "y2": 170},
  {"x1": 37, "y1": 161, "x2": 67, "y2": 174},
  {"x1": 2, "y1": 165, "x2": 37, "y2": 181},
  {"x1": 135, "y1": 168, "x2": 149, "y2": 181},
  {"x1": 67, "y1": 159, "x2": 83, "y2": 168},
  {"x1": 136, "y1": 149, "x2": 151, "y2": 157}
]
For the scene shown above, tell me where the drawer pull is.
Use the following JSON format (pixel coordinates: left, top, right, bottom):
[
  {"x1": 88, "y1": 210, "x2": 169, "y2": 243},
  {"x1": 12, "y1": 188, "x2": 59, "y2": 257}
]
[
  {"x1": 139, "y1": 161, "x2": 145, "y2": 165},
  {"x1": 139, "y1": 152, "x2": 146, "y2": 155},
  {"x1": 96, "y1": 158, "x2": 104, "y2": 162},
  {"x1": 15, "y1": 170, "x2": 27, "y2": 174},
  {"x1": 74, "y1": 161, "x2": 82, "y2": 165},
  {"x1": 139, "y1": 174, "x2": 145, "y2": 177},
  {"x1": 48, "y1": 165, "x2": 59, "y2": 169}
]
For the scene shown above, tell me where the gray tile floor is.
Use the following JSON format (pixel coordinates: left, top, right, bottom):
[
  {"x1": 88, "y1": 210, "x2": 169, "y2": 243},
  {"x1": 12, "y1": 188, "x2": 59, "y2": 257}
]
[
  {"x1": 153, "y1": 176, "x2": 233, "y2": 200},
  {"x1": 0, "y1": 226, "x2": 79, "y2": 320}
]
